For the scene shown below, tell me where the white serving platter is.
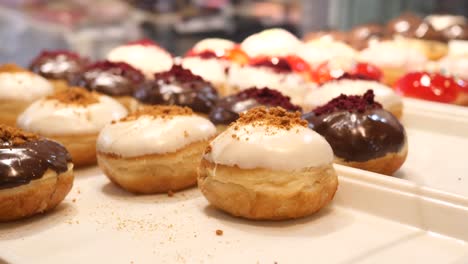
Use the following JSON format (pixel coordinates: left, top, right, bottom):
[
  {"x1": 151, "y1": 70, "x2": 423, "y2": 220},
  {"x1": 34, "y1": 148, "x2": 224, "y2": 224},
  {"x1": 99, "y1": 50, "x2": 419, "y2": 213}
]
[{"x1": 1, "y1": 165, "x2": 467, "y2": 264}]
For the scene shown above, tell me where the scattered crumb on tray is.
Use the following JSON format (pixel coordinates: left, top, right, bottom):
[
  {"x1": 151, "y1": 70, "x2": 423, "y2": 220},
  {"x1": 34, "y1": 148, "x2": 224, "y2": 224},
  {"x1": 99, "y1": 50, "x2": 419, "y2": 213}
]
[
  {"x1": 216, "y1": 229, "x2": 223, "y2": 236},
  {"x1": 167, "y1": 190, "x2": 174, "y2": 197}
]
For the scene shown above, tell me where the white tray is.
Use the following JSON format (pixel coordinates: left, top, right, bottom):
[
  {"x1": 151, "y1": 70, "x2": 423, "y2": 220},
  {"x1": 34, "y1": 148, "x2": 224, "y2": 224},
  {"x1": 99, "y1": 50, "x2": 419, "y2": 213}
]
[{"x1": 1, "y1": 166, "x2": 467, "y2": 264}]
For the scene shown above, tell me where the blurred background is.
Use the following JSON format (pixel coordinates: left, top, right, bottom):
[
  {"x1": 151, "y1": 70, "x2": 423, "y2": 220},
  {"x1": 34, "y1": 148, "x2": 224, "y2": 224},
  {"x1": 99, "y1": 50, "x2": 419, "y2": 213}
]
[{"x1": 0, "y1": 0, "x2": 467, "y2": 65}]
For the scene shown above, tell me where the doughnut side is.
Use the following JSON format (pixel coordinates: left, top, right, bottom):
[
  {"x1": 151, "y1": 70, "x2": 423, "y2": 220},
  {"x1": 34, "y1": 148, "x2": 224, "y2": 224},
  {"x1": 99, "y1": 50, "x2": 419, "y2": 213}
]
[
  {"x1": 49, "y1": 133, "x2": 98, "y2": 167},
  {"x1": 0, "y1": 164, "x2": 74, "y2": 222},
  {"x1": 0, "y1": 99, "x2": 31, "y2": 127},
  {"x1": 197, "y1": 159, "x2": 338, "y2": 220},
  {"x1": 97, "y1": 140, "x2": 210, "y2": 194}
]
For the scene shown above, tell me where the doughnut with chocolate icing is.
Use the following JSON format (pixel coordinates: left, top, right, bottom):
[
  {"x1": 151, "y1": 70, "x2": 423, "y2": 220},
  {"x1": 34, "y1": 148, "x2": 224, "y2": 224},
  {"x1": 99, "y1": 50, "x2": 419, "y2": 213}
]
[
  {"x1": 303, "y1": 90, "x2": 407, "y2": 175},
  {"x1": 29, "y1": 50, "x2": 87, "y2": 83},
  {"x1": 134, "y1": 65, "x2": 219, "y2": 115},
  {"x1": 0, "y1": 125, "x2": 74, "y2": 221}
]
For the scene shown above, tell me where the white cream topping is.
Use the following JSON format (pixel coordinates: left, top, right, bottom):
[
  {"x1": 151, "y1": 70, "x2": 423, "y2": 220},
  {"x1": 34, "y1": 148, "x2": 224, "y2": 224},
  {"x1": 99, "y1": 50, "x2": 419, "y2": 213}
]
[
  {"x1": 107, "y1": 45, "x2": 173, "y2": 78},
  {"x1": 204, "y1": 124, "x2": 333, "y2": 171},
  {"x1": 182, "y1": 57, "x2": 228, "y2": 84},
  {"x1": 425, "y1": 15, "x2": 466, "y2": 31},
  {"x1": 17, "y1": 95, "x2": 127, "y2": 135},
  {"x1": 438, "y1": 55, "x2": 468, "y2": 80},
  {"x1": 97, "y1": 115, "x2": 216, "y2": 157},
  {"x1": 241, "y1": 28, "x2": 301, "y2": 57},
  {"x1": 358, "y1": 40, "x2": 427, "y2": 70},
  {"x1": 297, "y1": 39, "x2": 357, "y2": 66},
  {"x1": 0, "y1": 72, "x2": 54, "y2": 101},
  {"x1": 447, "y1": 40, "x2": 468, "y2": 57},
  {"x1": 192, "y1": 38, "x2": 235, "y2": 55},
  {"x1": 227, "y1": 64, "x2": 314, "y2": 106},
  {"x1": 303, "y1": 79, "x2": 402, "y2": 111}
]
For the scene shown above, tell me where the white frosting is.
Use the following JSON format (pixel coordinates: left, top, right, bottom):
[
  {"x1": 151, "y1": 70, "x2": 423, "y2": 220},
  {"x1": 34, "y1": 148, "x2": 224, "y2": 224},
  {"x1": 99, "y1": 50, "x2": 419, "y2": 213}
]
[
  {"x1": 438, "y1": 55, "x2": 468, "y2": 80},
  {"x1": 447, "y1": 40, "x2": 468, "y2": 57},
  {"x1": 426, "y1": 15, "x2": 466, "y2": 31},
  {"x1": 304, "y1": 79, "x2": 402, "y2": 111},
  {"x1": 227, "y1": 64, "x2": 314, "y2": 106},
  {"x1": 97, "y1": 115, "x2": 216, "y2": 157},
  {"x1": 192, "y1": 38, "x2": 235, "y2": 55},
  {"x1": 182, "y1": 57, "x2": 228, "y2": 84},
  {"x1": 17, "y1": 95, "x2": 127, "y2": 135},
  {"x1": 204, "y1": 124, "x2": 333, "y2": 171},
  {"x1": 241, "y1": 28, "x2": 301, "y2": 57},
  {"x1": 0, "y1": 72, "x2": 53, "y2": 101},
  {"x1": 358, "y1": 40, "x2": 427, "y2": 70},
  {"x1": 107, "y1": 44, "x2": 173, "y2": 78},
  {"x1": 297, "y1": 39, "x2": 357, "y2": 66}
]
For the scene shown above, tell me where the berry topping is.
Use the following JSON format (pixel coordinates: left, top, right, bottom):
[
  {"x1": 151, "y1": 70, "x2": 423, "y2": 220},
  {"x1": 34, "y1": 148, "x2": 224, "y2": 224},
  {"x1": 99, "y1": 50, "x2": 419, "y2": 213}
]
[
  {"x1": 84, "y1": 61, "x2": 145, "y2": 84},
  {"x1": 237, "y1": 87, "x2": 301, "y2": 111},
  {"x1": 394, "y1": 72, "x2": 461, "y2": 103},
  {"x1": 313, "y1": 90, "x2": 382, "y2": 115},
  {"x1": 154, "y1": 65, "x2": 204, "y2": 83},
  {"x1": 186, "y1": 50, "x2": 220, "y2": 59},
  {"x1": 126, "y1": 39, "x2": 161, "y2": 47},
  {"x1": 312, "y1": 61, "x2": 382, "y2": 84}
]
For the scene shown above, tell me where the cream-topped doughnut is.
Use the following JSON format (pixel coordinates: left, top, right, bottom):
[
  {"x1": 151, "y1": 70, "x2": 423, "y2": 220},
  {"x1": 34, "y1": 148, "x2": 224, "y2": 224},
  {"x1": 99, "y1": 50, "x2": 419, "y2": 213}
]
[
  {"x1": 447, "y1": 40, "x2": 468, "y2": 57},
  {"x1": 191, "y1": 38, "x2": 235, "y2": 55},
  {"x1": 438, "y1": 55, "x2": 468, "y2": 80},
  {"x1": 241, "y1": 28, "x2": 301, "y2": 57},
  {"x1": 182, "y1": 57, "x2": 229, "y2": 85},
  {"x1": 304, "y1": 79, "x2": 403, "y2": 118},
  {"x1": 97, "y1": 105, "x2": 216, "y2": 194},
  {"x1": 18, "y1": 89, "x2": 127, "y2": 135},
  {"x1": 297, "y1": 39, "x2": 357, "y2": 67},
  {"x1": 198, "y1": 107, "x2": 338, "y2": 220},
  {"x1": 0, "y1": 72, "x2": 53, "y2": 101},
  {"x1": 97, "y1": 109, "x2": 216, "y2": 157},
  {"x1": 107, "y1": 41, "x2": 173, "y2": 78}
]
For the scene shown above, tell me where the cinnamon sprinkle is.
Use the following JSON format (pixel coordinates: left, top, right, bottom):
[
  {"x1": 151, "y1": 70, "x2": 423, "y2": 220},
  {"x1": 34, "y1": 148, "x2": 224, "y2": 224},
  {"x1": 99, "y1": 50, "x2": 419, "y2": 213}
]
[
  {"x1": 0, "y1": 125, "x2": 39, "y2": 145},
  {"x1": 120, "y1": 105, "x2": 193, "y2": 122},
  {"x1": 47, "y1": 87, "x2": 99, "y2": 106},
  {"x1": 235, "y1": 106, "x2": 307, "y2": 130},
  {"x1": 0, "y1": 63, "x2": 30, "y2": 74}
]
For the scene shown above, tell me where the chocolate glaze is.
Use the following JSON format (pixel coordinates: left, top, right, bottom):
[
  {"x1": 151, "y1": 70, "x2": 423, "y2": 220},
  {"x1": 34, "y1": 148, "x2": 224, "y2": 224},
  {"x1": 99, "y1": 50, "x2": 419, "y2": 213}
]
[
  {"x1": 209, "y1": 87, "x2": 301, "y2": 125},
  {"x1": 29, "y1": 50, "x2": 87, "y2": 83},
  {"x1": 442, "y1": 24, "x2": 468, "y2": 40},
  {"x1": 303, "y1": 109, "x2": 405, "y2": 162},
  {"x1": 73, "y1": 61, "x2": 145, "y2": 96},
  {"x1": 386, "y1": 13, "x2": 445, "y2": 41},
  {"x1": 134, "y1": 65, "x2": 219, "y2": 114},
  {"x1": 348, "y1": 24, "x2": 387, "y2": 50},
  {"x1": 0, "y1": 139, "x2": 71, "y2": 189}
]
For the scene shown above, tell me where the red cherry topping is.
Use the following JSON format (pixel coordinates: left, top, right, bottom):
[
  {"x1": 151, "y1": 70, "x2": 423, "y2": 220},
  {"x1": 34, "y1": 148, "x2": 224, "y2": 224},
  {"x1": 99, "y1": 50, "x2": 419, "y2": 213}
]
[
  {"x1": 312, "y1": 61, "x2": 382, "y2": 84},
  {"x1": 394, "y1": 72, "x2": 461, "y2": 103},
  {"x1": 348, "y1": 62, "x2": 382, "y2": 81}
]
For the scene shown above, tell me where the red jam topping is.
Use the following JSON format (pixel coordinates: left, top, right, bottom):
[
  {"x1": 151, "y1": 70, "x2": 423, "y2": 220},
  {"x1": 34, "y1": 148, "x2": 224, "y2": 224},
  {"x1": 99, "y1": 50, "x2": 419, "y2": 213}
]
[
  {"x1": 154, "y1": 65, "x2": 204, "y2": 83},
  {"x1": 223, "y1": 46, "x2": 250, "y2": 65},
  {"x1": 314, "y1": 90, "x2": 382, "y2": 115},
  {"x1": 84, "y1": 61, "x2": 145, "y2": 84},
  {"x1": 394, "y1": 72, "x2": 461, "y2": 103},
  {"x1": 186, "y1": 50, "x2": 220, "y2": 59},
  {"x1": 237, "y1": 87, "x2": 301, "y2": 112},
  {"x1": 126, "y1": 39, "x2": 161, "y2": 47},
  {"x1": 312, "y1": 61, "x2": 382, "y2": 84},
  {"x1": 249, "y1": 55, "x2": 312, "y2": 77}
]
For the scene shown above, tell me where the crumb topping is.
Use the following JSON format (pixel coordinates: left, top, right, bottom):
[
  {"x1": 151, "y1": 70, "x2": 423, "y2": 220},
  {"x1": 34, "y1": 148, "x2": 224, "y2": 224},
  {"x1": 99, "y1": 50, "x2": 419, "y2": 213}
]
[
  {"x1": 47, "y1": 87, "x2": 99, "y2": 106},
  {"x1": 120, "y1": 105, "x2": 193, "y2": 122},
  {"x1": 235, "y1": 106, "x2": 307, "y2": 129},
  {"x1": 216, "y1": 229, "x2": 223, "y2": 236},
  {"x1": 237, "y1": 87, "x2": 301, "y2": 111},
  {"x1": 154, "y1": 65, "x2": 204, "y2": 83},
  {"x1": 0, "y1": 125, "x2": 39, "y2": 145},
  {"x1": 313, "y1": 89, "x2": 382, "y2": 116},
  {"x1": 0, "y1": 63, "x2": 30, "y2": 74}
]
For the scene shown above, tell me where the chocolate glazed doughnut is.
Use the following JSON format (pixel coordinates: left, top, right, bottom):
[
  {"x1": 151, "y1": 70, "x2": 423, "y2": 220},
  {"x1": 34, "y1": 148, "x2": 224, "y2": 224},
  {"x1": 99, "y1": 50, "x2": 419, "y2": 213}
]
[
  {"x1": 303, "y1": 90, "x2": 408, "y2": 175},
  {"x1": 0, "y1": 125, "x2": 74, "y2": 221},
  {"x1": 134, "y1": 65, "x2": 219, "y2": 115}
]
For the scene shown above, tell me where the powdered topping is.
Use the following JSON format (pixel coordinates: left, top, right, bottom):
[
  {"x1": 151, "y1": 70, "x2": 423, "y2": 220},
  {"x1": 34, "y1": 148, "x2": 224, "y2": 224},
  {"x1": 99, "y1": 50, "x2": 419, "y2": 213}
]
[
  {"x1": 0, "y1": 64, "x2": 30, "y2": 74},
  {"x1": 235, "y1": 106, "x2": 306, "y2": 129},
  {"x1": 0, "y1": 125, "x2": 39, "y2": 146},
  {"x1": 120, "y1": 105, "x2": 193, "y2": 122},
  {"x1": 313, "y1": 90, "x2": 382, "y2": 116},
  {"x1": 47, "y1": 87, "x2": 99, "y2": 106},
  {"x1": 237, "y1": 87, "x2": 301, "y2": 111},
  {"x1": 154, "y1": 65, "x2": 204, "y2": 83},
  {"x1": 249, "y1": 57, "x2": 292, "y2": 73},
  {"x1": 84, "y1": 61, "x2": 145, "y2": 84}
]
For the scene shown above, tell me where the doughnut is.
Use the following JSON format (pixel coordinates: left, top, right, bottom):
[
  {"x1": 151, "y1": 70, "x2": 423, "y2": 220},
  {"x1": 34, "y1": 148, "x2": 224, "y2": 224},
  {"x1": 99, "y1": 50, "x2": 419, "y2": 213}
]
[
  {"x1": 72, "y1": 60, "x2": 145, "y2": 112},
  {"x1": 29, "y1": 50, "x2": 88, "y2": 91},
  {"x1": 0, "y1": 64, "x2": 54, "y2": 126},
  {"x1": 199, "y1": 107, "x2": 338, "y2": 220},
  {"x1": 0, "y1": 125, "x2": 73, "y2": 221},
  {"x1": 303, "y1": 90, "x2": 407, "y2": 175},
  {"x1": 17, "y1": 87, "x2": 127, "y2": 166},
  {"x1": 134, "y1": 65, "x2": 219, "y2": 115},
  {"x1": 209, "y1": 87, "x2": 301, "y2": 132},
  {"x1": 107, "y1": 39, "x2": 173, "y2": 78},
  {"x1": 97, "y1": 105, "x2": 216, "y2": 194}
]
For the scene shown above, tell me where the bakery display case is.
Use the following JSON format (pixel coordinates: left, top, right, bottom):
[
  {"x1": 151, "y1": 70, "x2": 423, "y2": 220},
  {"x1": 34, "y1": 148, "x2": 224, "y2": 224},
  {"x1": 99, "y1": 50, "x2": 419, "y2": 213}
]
[{"x1": 0, "y1": 1, "x2": 468, "y2": 263}]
